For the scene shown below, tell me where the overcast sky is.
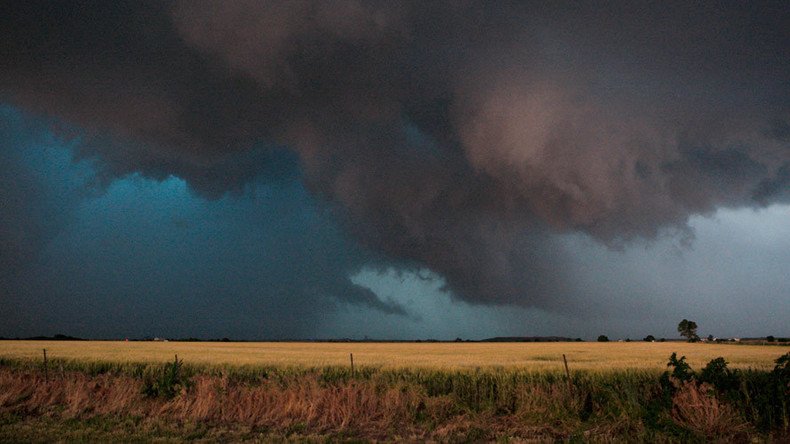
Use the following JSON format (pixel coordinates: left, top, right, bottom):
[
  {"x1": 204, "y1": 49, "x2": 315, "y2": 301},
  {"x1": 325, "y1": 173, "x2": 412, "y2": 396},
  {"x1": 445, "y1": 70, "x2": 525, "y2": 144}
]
[{"x1": 1, "y1": 1, "x2": 788, "y2": 340}]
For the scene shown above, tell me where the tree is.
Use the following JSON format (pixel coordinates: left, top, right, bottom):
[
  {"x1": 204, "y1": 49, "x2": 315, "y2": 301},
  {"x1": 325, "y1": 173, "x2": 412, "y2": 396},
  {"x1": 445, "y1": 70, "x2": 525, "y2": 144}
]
[
  {"x1": 597, "y1": 335, "x2": 609, "y2": 342},
  {"x1": 643, "y1": 335, "x2": 655, "y2": 342},
  {"x1": 677, "y1": 319, "x2": 699, "y2": 342}
]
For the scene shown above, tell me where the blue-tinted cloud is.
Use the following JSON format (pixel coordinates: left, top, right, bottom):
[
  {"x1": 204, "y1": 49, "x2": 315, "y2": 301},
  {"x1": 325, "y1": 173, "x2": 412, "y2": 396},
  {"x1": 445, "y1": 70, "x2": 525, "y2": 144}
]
[{"x1": 0, "y1": 107, "x2": 406, "y2": 338}]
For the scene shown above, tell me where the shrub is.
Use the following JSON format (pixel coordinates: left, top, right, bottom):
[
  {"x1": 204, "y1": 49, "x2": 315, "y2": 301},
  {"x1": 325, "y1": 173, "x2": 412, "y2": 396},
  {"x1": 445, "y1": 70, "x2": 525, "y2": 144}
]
[
  {"x1": 597, "y1": 335, "x2": 609, "y2": 342},
  {"x1": 660, "y1": 352, "x2": 790, "y2": 433},
  {"x1": 699, "y1": 357, "x2": 740, "y2": 394},
  {"x1": 142, "y1": 355, "x2": 191, "y2": 399},
  {"x1": 665, "y1": 353, "x2": 694, "y2": 383}
]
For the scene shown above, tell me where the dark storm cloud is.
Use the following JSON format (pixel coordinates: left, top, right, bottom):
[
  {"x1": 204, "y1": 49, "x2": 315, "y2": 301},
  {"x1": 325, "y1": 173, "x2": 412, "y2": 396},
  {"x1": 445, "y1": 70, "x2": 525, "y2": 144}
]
[
  {"x1": 32, "y1": 169, "x2": 408, "y2": 338},
  {"x1": 0, "y1": 109, "x2": 407, "y2": 338},
  {"x1": 0, "y1": 108, "x2": 94, "y2": 274},
  {"x1": 1, "y1": 1, "x2": 788, "y2": 309},
  {"x1": 0, "y1": 106, "x2": 97, "y2": 329}
]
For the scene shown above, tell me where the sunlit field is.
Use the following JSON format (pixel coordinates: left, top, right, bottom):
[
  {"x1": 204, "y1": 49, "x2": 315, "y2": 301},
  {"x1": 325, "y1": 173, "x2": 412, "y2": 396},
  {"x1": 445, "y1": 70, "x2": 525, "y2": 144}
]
[
  {"x1": 0, "y1": 340, "x2": 783, "y2": 372},
  {"x1": 2, "y1": 340, "x2": 789, "y2": 440}
]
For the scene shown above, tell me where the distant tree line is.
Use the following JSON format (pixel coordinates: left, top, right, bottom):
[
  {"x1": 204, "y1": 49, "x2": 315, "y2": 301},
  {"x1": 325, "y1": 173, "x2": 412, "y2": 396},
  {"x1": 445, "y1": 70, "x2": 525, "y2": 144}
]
[{"x1": 594, "y1": 319, "x2": 788, "y2": 345}]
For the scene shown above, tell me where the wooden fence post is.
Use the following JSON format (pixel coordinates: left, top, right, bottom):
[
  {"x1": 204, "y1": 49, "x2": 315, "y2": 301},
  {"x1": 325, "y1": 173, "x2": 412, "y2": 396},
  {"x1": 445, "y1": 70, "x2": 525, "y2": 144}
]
[
  {"x1": 42, "y1": 348, "x2": 48, "y2": 381},
  {"x1": 350, "y1": 353, "x2": 355, "y2": 377},
  {"x1": 562, "y1": 354, "x2": 572, "y2": 391}
]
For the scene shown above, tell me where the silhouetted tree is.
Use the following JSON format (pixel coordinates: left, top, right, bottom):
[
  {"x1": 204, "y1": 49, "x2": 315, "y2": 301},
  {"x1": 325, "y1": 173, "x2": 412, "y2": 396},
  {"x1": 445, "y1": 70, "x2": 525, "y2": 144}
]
[
  {"x1": 597, "y1": 335, "x2": 609, "y2": 342},
  {"x1": 643, "y1": 335, "x2": 655, "y2": 342},
  {"x1": 678, "y1": 319, "x2": 699, "y2": 342}
]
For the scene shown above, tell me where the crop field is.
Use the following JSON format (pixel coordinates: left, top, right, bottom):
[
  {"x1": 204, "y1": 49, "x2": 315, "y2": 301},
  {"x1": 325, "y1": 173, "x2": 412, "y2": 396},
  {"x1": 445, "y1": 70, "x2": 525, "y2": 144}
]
[
  {"x1": 0, "y1": 340, "x2": 783, "y2": 372},
  {"x1": 1, "y1": 341, "x2": 788, "y2": 441}
]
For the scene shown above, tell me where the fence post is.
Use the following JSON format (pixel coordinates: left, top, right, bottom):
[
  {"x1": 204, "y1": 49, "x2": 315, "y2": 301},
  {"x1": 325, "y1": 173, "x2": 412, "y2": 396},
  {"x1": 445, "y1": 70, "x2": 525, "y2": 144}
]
[
  {"x1": 562, "y1": 354, "x2": 572, "y2": 391},
  {"x1": 43, "y1": 348, "x2": 48, "y2": 381},
  {"x1": 350, "y1": 353, "x2": 355, "y2": 377}
]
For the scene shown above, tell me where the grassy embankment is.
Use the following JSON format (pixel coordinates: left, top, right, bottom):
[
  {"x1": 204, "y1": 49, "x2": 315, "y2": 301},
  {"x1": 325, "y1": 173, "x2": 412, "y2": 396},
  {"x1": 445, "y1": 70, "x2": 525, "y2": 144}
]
[{"x1": 0, "y1": 341, "x2": 788, "y2": 441}]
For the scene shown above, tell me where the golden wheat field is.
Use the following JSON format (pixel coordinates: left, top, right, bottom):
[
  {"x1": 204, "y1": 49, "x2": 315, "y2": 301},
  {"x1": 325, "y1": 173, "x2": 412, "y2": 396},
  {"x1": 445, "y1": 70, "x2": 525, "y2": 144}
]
[{"x1": 0, "y1": 340, "x2": 784, "y2": 372}]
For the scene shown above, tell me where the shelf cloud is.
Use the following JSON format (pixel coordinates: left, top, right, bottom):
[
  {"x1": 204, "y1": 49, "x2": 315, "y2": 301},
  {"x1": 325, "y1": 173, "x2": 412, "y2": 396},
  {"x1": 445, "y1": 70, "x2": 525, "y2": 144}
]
[{"x1": 1, "y1": 1, "x2": 788, "y2": 311}]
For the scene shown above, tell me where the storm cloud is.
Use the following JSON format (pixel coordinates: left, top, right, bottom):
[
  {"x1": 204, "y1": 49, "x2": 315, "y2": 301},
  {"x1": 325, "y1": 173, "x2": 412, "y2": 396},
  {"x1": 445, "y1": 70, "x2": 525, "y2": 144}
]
[{"x1": 1, "y1": 1, "x2": 788, "y2": 313}]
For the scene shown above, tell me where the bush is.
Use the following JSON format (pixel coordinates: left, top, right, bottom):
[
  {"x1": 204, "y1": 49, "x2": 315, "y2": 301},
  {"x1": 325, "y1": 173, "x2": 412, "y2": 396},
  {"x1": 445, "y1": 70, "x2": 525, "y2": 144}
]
[
  {"x1": 661, "y1": 352, "x2": 790, "y2": 433},
  {"x1": 142, "y1": 355, "x2": 191, "y2": 399},
  {"x1": 665, "y1": 352, "x2": 694, "y2": 383},
  {"x1": 699, "y1": 357, "x2": 740, "y2": 394},
  {"x1": 597, "y1": 335, "x2": 609, "y2": 342}
]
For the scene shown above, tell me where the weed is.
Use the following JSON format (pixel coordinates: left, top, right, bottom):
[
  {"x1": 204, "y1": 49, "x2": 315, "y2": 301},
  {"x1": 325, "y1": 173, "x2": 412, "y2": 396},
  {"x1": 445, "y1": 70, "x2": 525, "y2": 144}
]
[
  {"x1": 666, "y1": 352, "x2": 694, "y2": 382},
  {"x1": 671, "y1": 381, "x2": 749, "y2": 439},
  {"x1": 141, "y1": 355, "x2": 191, "y2": 399}
]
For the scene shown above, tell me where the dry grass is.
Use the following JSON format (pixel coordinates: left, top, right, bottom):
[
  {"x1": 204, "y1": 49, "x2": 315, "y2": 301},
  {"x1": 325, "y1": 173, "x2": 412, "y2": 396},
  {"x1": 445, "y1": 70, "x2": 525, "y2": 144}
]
[
  {"x1": 0, "y1": 367, "x2": 588, "y2": 441},
  {"x1": 0, "y1": 341, "x2": 781, "y2": 372},
  {"x1": 671, "y1": 381, "x2": 750, "y2": 440},
  {"x1": 0, "y1": 368, "x2": 423, "y2": 438},
  {"x1": 2, "y1": 358, "x2": 786, "y2": 441},
  {"x1": 163, "y1": 376, "x2": 425, "y2": 438},
  {"x1": 0, "y1": 369, "x2": 144, "y2": 418}
]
